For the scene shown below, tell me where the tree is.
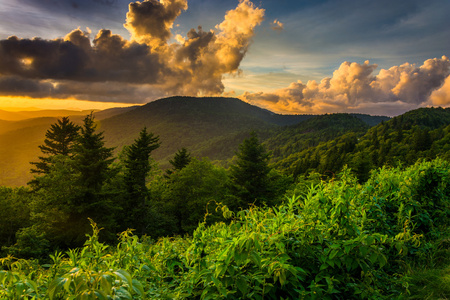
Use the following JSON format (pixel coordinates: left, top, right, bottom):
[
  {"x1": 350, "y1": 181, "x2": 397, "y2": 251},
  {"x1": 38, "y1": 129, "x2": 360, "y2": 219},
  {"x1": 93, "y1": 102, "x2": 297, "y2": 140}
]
[
  {"x1": 29, "y1": 117, "x2": 80, "y2": 188},
  {"x1": 0, "y1": 187, "x2": 31, "y2": 253},
  {"x1": 158, "y1": 159, "x2": 228, "y2": 235},
  {"x1": 229, "y1": 132, "x2": 273, "y2": 209},
  {"x1": 69, "y1": 113, "x2": 116, "y2": 242},
  {"x1": 121, "y1": 127, "x2": 160, "y2": 234},
  {"x1": 73, "y1": 113, "x2": 115, "y2": 195},
  {"x1": 165, "y1": 148, "x2": 191, "y2": 177}
]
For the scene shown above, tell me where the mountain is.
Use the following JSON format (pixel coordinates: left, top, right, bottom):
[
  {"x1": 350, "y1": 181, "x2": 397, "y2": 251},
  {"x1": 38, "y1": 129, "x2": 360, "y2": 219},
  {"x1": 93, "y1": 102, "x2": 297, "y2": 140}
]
[
  {"x1": 0, "y1": 117, "x2": 61, "y2": 186},
  {"x1": 283, "y1": 107, "x2": 450, "y2": 181},
  {"x1": 100, "y1": 96, "x2": 315, "y2": 164},
  {"x1": 0, "y1": 96, "x2": 389, "y2": 186},
  {"x1": 264, "y1": 113, "x2": 380, "y2": 164},
  {"x1": 93, "y1": 106, "x2": 140, "y2": 120}
]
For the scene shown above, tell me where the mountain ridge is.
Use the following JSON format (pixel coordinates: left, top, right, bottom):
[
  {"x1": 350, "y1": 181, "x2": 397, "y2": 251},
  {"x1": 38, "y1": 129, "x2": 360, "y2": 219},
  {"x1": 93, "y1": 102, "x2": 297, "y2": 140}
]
[{"x1": 1, "y1": 96, "x2": 390, "y2": 186}]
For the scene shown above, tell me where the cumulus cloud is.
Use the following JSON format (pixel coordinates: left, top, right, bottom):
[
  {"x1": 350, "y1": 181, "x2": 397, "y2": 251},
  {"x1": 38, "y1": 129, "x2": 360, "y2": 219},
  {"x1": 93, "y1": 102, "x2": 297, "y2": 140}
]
[
  {"x1": 430, "y1": 75, "x2": 450, "y2": 106},
  {"x1": 124, "y1": 0, "x2": 188, "y2": 47},
  {"x1": 0, "y1": 0, "x2": 264, "y2": 103},
  {"x1": 240, "y1": 56, "x2": 450, "y2": 115}
]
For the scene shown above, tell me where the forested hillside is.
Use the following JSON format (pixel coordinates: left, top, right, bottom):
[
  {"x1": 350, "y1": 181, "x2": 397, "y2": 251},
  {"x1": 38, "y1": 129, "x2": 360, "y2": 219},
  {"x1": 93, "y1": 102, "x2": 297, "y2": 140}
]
[
  {"x1": 0, "y1": 108, "x2": 133, "y2": 186},
  {"x1": 263, "y1": 113, "x2": 375, "y2": 164},
  {"x1": 280, "y1": 107, "x2": 450, "y2": 182},
  {"x1": 0, "y1": 96, "x2": 387, "y2": 186},
  {"x1": 99, "y1": 96, "x2": 315, "y2": 163}
]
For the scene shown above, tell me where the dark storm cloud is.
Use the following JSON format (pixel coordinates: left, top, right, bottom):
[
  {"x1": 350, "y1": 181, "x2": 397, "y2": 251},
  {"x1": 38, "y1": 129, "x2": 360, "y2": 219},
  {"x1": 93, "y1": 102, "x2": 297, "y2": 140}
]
[
  {"x1": 0, "y1": 29, "x2": 162, "y2": 83},
  {"x1": 0, "y1": 35, "x2": 89, "y2": 80},
  {"x1": 0, "y1": 76, "x2": 54, "y2": 97}
]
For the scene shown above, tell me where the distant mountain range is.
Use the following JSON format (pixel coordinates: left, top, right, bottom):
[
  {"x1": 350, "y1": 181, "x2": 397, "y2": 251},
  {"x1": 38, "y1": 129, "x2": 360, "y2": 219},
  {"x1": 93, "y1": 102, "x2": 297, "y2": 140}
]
[{"x1": 0, "y1": 96, "x2": 394, "y2": 186}]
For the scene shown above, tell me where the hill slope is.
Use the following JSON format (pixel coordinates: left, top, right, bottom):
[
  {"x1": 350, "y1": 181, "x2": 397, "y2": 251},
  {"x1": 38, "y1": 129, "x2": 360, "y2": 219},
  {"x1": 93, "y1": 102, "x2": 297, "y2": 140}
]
[
  {"x1": 264, "y1": 113, "x2": 375, "y2": 164},
  {"x1": 100, "y1": 96, "x2": 314, "y2": 164},
  {"x1": 0, "y1": 96, "x2": 389, "y2": 186},
  {"x1": 284, "y1": 107, "x2": 450, "y2": 181}
]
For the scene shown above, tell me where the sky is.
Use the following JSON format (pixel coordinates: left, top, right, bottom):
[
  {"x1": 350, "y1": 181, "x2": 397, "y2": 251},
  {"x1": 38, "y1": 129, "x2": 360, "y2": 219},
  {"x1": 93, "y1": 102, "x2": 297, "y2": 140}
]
[{"x1": 0, "y1": 0, "x2": 449, "y2": 116}]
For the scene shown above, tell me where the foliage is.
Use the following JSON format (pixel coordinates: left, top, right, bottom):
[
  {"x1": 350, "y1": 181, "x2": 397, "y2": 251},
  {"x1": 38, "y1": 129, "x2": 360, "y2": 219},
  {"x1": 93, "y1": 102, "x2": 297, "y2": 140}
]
[
  {"x1": 150, "y1": 158, "x2": 229, "y2": 236},
  {"x1": 120, "y1": 127, "x2": 160, "y2": 234},
  {"x1": 123, "y1": 127, "x2": 160, "y2": 194},
  {"x1": 1, "y1": 159, "x2": 448, "y2": 299},
  {"x1": 29, "y1": 117, "x2": 80, "y2": 176},
  {"x1": 0, "y1": 187, "x2": 31, "y2": 254},
  {"x1": 166, "y1": 147, "x2": 192, "y2": 177},
  {"x1": 0, "y1": 97, "x2": 386, "y2": 186},
  {"x1": 264, "y1": 113, "x2": 370, "y2": 165},
  {"x1": 228, "y1": 132, "x2": 284, "y2": 210},
  {"x1": 73, "y1": 113, "x2": 115, "y2": 194}
]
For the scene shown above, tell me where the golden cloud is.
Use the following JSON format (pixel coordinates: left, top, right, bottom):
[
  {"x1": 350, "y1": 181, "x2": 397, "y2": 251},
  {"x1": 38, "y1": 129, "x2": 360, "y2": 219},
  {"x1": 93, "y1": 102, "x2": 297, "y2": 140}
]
[{"x1": 240, "y1": 56, "x2": 450, "y2": 115}]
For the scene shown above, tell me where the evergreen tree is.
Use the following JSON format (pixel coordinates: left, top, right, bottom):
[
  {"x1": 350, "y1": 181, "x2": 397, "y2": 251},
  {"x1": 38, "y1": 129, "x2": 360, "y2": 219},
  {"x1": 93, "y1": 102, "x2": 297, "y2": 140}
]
[
  {"x1": 66, "y1": 113, "x2": 116, "y2": 244},
  {"x1": 30, "y1": 117, "x2": 80, "y2": 175},
  {"x1": 165, "y1": 147, "x2": 191, "y2": 177},
  {"x1": 121, "y1": 128, "x2": 160, "y2": 234},
  {"x1": 229, "y1": 132, "x2": 273, "y2": 209},
  {"x1": 73, "y1": 113, "x2": 115, "y2": 195},
  {"x1": 123, "y1": 128, "x2": 160, "y2": 194}
]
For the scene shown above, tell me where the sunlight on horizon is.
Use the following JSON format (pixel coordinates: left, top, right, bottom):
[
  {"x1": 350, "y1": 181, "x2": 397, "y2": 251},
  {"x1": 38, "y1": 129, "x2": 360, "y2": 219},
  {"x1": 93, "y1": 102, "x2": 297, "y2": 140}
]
[{"x1": 0, "y1": 96, "x2": 139, "y2": 111}]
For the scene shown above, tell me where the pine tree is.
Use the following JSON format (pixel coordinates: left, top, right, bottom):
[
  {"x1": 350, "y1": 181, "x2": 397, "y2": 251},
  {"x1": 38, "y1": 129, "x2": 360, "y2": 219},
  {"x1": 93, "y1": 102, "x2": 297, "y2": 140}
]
[
  {"x1": 30, "y1": 117, "x2": 80, "y2": 175},
  {"x1": 165, "y1": 147, "x2": 191, "y2": 177},
  {"x1": 121, "y1": 127, "x2": 160, "y2": 234},
  {"x1": 73, "y1": 113, "x2": 115, "y2": 195},
  {"x1": 123, "y1": 127, "x2": 160, "y2": 196},
  {"x1": 229, "y1": 132, "x2": 272, "y2": 208}
]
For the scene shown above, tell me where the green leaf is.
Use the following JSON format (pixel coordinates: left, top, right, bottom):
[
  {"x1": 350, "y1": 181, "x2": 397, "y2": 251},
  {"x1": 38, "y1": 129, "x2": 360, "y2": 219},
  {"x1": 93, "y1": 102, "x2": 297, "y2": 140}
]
[
  {"x1": 48, "y1": 277, "x2": 69, "y2": 300},
  {"x1": 100, "y1": 275, "x2": 112, "y2": 295},
  {"x1": 366, "y1": 236, "x2": 375, "y2": 245},
  {"x1": 94, "y1": 290, "x2": 109, "y2": 300},
  {"x1": 236, "y1": 277, "x2": 248, "y2": 295},
  {"x1": 115, "y1": 286, "x2": 132, "y2": 299},
  {"x1": 132, "y1": 279, "x2": 145, "y2": 298},
  {"x1": 250, "y1": 251, "x2": 262, "y2": 268},
  {"x1": 377, "y1": 254, "x2": 387, "y2": 268},
  {"x1": 369, "y1": 252, "x2": 378, "y2": 264},
  {"x1": 215, "y1": 263, "x2": 226, "y2": 277},
  {"x1": 360, "y1": 246, "x2": 369, "y2": 257},
  {"x1": 114, "y1": 269, "x2": 132, "y2": 287},
  {"x1": 329, "y1": 249, "x2": 339, "y2": 259}
]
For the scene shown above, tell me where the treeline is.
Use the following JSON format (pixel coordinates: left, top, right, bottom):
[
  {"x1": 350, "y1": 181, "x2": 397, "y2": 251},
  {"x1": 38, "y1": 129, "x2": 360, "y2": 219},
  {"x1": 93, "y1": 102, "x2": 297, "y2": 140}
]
[
  {"x1": 274, "y1": 107, "x2": 450, "y2": 182},
  {"x1": 0, "y1": 115, "x2": 290, "y2": 258}
]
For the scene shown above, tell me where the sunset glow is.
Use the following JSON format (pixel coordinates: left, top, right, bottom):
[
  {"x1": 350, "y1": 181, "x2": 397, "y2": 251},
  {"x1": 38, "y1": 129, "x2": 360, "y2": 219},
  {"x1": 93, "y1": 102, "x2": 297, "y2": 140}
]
[
  {"x1": 0, "y1": 96, "x2": 136, "y2": 111},
  {"x1": 0, "y1": 0, "x2": 449, "y2": 115}
]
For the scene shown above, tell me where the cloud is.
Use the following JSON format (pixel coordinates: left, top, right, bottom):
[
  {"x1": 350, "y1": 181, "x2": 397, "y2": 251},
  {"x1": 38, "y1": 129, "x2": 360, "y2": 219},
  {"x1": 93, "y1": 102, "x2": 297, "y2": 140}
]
[
  {"x1": 0, "y1": 29, "x2": 162, "y2": 83},
  {"x1": 240, "y1": 56, "x2": 450, "y2": 115},
  {"x1": 124, "y1": 0, "x2": 188, "y2": 47},
  {"x1": 0, "y1": 0, "x2": 264, "y2": 103},
  {"x1": 271, "y1": 19, "x2": 283, "y2": 31},
  {"x1": 168, "y1": 0, "x2": 264, "y2": 95},
  {"x1": 430, "y1": 75, "x2": 450, "y2": 106},
  {"x1": 0, "y1": 76, "x2": 54, "y2": 97}
]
